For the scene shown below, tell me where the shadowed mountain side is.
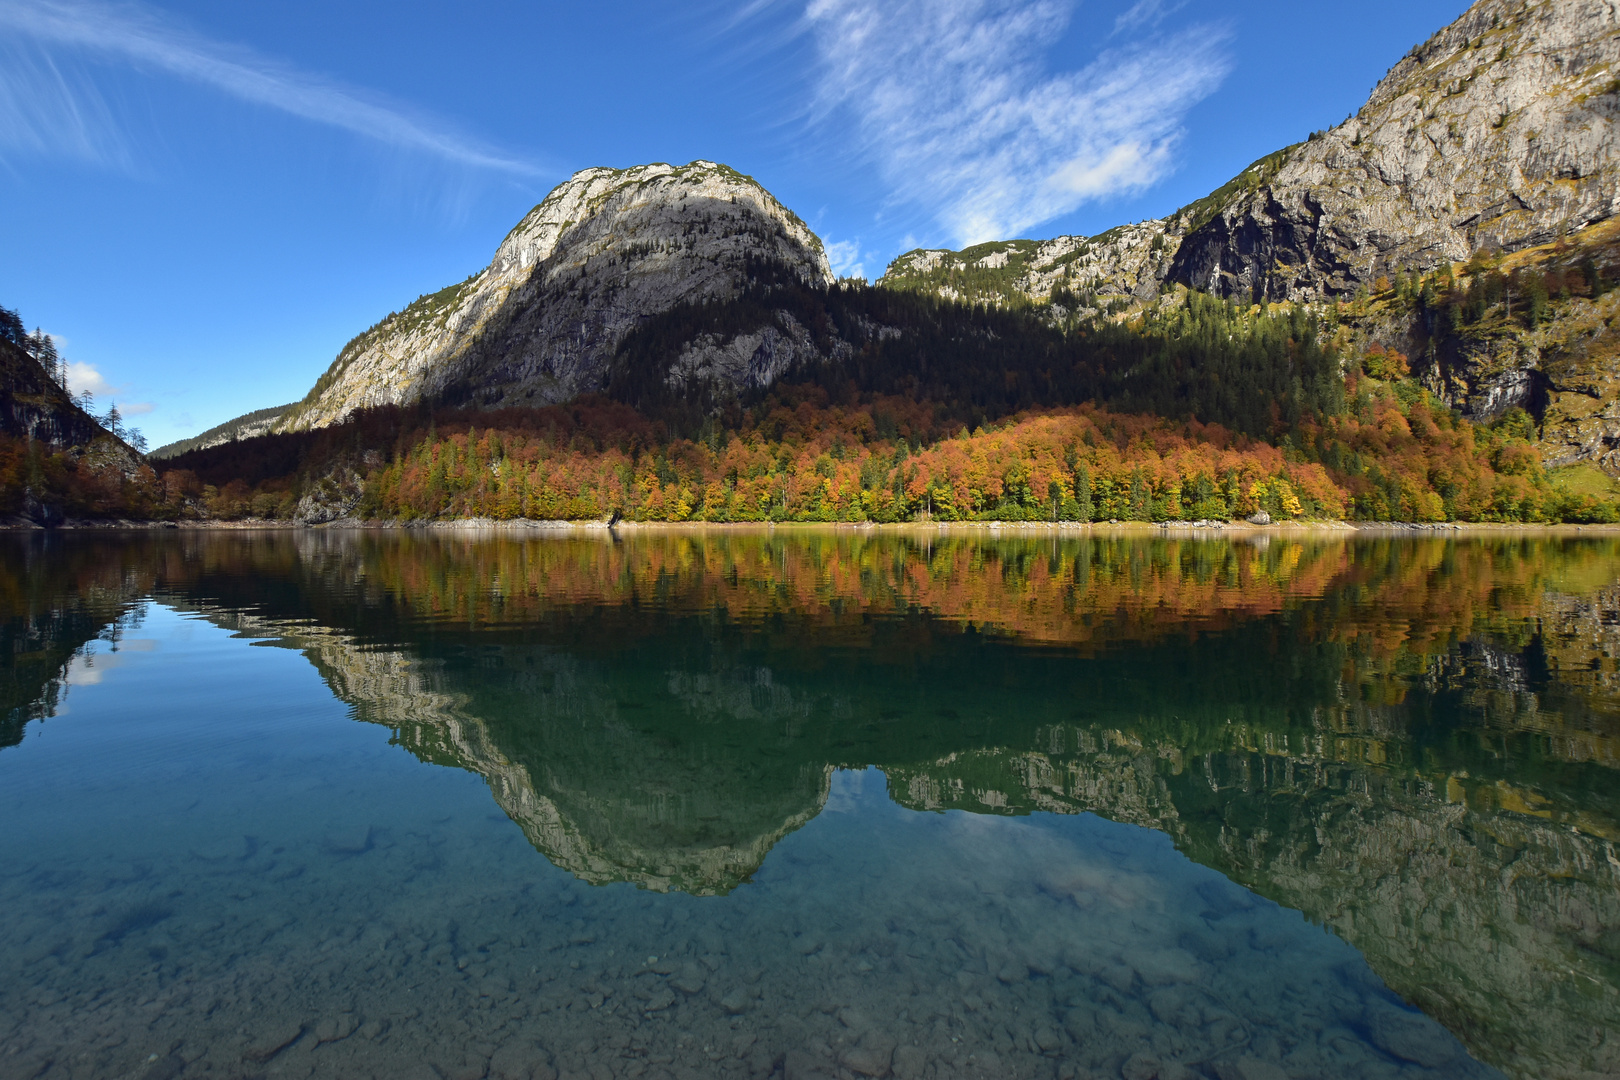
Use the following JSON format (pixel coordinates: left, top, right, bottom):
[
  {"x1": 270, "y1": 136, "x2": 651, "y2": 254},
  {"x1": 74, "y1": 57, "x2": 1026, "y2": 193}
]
[{"x1": 0, "y1": 338, "x2": 110, "y2": 450}]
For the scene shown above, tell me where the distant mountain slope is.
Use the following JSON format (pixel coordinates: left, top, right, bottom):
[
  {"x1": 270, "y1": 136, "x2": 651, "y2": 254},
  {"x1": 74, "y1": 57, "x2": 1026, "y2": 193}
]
[
  {"x1": 278, "y1": 161, "x2": 831, "y2": 431},
  {"x1": 878, "y1": 222, "x2": 1175, "y2": 311},
  {"x1": 149, "y1": 403, "x2": 291, "y2": 460}
]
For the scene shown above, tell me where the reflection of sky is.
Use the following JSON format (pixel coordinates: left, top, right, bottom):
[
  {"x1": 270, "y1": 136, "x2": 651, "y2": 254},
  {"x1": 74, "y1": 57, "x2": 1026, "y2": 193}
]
[{"x1": 64, "y1": 638, "x2": 158, "y2": 686}]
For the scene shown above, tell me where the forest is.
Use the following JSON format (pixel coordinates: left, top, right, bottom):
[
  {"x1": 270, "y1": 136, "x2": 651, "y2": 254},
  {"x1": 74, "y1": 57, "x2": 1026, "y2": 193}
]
[
  {"x1": 148, "y1": 376, "x2": 1602, "y2": 525},
  {"x1": 9, "y1": 249, "x2": 1620, "y2": 526}
]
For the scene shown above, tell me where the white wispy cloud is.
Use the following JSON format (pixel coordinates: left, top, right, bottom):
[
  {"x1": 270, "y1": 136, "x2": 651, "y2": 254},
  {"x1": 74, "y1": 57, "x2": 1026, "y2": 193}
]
[
  {"x1": 1112, "y1": 0, "x2": 1186, "y2": 35},
  {"x1": 64, "y1": 359, "x2": 116, "y2": 397},
  {"x1": 803, "y1": 0, "x2": 1229, "y2": 246},
  {"x1": 0, "y1": 0, "x2": 541, "y2": 175},
  {"x1": 825, "y1": 237, "x2": 866, "y2": 279},
  {"x1": 0, "y1": 40, "x2": 133, "y2": 168}
]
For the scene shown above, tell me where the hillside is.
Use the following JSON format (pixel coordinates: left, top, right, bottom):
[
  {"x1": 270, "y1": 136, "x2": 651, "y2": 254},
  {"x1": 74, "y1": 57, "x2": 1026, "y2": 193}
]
[
  {"x1": 0, "y1": 310, "x2": 112, "y2": 450},
  {"x1": 0, "y1": 305, "x2": 158, "y2": 524},
  {"x1": 278, "y1": 161, "x2": 831, "y2": 431},
  {"x1": 149, "y1": 403, "x2": 291, "y2": 460}
]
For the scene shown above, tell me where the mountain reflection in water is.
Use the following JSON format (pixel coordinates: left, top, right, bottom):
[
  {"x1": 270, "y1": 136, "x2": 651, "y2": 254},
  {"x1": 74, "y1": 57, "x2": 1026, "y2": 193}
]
[{"x1": 2, "y1": 529, "x2": 1616, "y2": 1080}]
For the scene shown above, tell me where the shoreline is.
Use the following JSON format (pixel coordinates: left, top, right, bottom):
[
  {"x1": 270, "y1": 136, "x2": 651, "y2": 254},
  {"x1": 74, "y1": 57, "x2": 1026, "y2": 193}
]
[{"x1": 5, "y1": 517, "x2": 1619, "y2": 536}]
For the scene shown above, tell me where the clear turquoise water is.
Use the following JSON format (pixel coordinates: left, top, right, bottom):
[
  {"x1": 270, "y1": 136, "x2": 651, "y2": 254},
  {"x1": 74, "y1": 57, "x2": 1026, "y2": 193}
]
[{"x1": 2, "y1": 530, "x2": 1615, "y2": 1080}]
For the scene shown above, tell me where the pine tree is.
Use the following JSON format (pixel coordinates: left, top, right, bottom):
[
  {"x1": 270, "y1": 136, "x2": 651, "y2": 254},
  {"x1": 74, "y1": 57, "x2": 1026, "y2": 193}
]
[
  {"x1": 1073, "y1": 461, "x2": 1093, "y2": 523},
  {"x1": 27, "y1": 329, "x2": 64, "y2": 390},
  {"x1": 0, "y1": 306, "x2": 26, "y2": 347}
]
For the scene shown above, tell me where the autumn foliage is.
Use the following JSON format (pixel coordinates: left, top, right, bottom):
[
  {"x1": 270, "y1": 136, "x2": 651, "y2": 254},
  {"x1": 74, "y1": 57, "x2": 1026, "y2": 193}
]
[
  {"x1": 140, "y1": 376, "x2": 1611, "y2": 525},
  {"x1": 355, "y1": 397, "x2": 1345, "y2": 524},
  {"x1": 0, "y1": 435, "x2": 170, "y2": 521}
]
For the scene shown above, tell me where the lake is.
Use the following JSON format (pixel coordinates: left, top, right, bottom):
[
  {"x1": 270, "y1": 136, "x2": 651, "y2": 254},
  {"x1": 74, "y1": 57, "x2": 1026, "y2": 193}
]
[{"x1": 1, "y1": 528, "x2": 1616, "y2": 1080}]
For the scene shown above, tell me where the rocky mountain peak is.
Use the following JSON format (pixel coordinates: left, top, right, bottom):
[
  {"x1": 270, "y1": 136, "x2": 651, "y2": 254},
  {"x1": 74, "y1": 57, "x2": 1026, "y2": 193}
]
[{"x1": 278, "y1": 161, "x2": 831, "y2": 431}]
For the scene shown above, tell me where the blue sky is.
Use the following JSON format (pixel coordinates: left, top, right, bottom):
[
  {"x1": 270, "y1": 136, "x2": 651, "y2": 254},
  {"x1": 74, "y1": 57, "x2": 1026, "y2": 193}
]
[{"x1": 0, "y1": 0, "x2": 1467, "y2": 447}]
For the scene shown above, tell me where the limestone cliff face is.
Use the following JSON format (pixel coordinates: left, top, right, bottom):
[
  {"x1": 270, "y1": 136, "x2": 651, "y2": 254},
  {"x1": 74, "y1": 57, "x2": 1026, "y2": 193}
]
[
  {"x1": 279, "y1": 162, "x2": 831, "y2": 430},
  {"x1": 1168, "y1": 0, "x2": 1619, "y2": 302},
  {"x1": 661, "y1": 310, "x2": 847, "y2": 398}
]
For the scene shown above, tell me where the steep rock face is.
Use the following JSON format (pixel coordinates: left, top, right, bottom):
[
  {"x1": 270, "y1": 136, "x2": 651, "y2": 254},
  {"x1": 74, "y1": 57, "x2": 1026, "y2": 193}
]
[
  {"x1": 1169, "y1": 0, "x2": 1620, "y2": 301},
  {"x1": 280, "y1": 162, "x2": 831, "y2": 430},
  {"x1": 1536, "y1": 283, "x2": 1620, "y2": 467},
  {"x1": 878, "y1": 222, "x2": 1178, "y2": 309},
  {"x1": 662, "y1": 310, "x2": 844, "y2": 397},
  {"x1": 0, "y1": 338, "x2": 110, "y2": 450}
]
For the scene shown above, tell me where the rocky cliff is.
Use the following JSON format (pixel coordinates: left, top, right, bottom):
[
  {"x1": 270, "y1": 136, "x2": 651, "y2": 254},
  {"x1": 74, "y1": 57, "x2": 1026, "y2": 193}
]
[
  {"x1": 279, "y1": 161, "x2": 831, "y2": 431},
  {"x1": 0, "y1": 337, "x2": 112, "y2": 450},
  {"x1": 1170, "y1": 0, "x2": 1619, "y2": 302}
]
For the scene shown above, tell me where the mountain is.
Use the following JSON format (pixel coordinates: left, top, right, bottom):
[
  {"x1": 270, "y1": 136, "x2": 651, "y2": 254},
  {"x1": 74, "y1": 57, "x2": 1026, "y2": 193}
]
[
  {"x1": 0, "y1": 305, "x2": 158, "y2": 524},
  {"x1": 153, "y1": 0, "x2": 1620, "y2": 502},
  {"x1": 277, "y1": 161, "x2": 831, "y2": 432},
  {"x1": 881, "y1": 0, "x2": 1619, "y2": 306},
  {"x1": 215, "y1": 2, "x2": 1614, "y2": 433}
]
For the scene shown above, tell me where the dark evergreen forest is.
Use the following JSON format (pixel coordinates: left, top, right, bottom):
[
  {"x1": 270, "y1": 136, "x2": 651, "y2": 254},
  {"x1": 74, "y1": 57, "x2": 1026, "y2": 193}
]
[{"x1": 607, "y1": 266, "x2": 1344, "y2": 439}]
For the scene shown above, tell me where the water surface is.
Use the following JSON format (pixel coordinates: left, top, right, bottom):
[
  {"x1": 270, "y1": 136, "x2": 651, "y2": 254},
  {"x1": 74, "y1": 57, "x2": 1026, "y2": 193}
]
[{"x1": 2, "y1": 530, "x2": 1616, "y2": 1080}]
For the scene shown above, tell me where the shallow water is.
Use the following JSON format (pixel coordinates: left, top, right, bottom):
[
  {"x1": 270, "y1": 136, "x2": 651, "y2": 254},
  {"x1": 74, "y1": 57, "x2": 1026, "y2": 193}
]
[{"x1": 1, "y1": 530, "x2": 1616, "y2": 1080}]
